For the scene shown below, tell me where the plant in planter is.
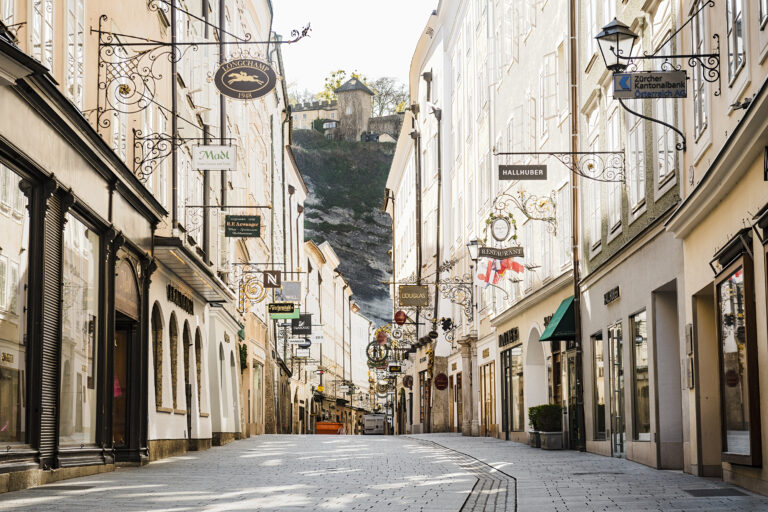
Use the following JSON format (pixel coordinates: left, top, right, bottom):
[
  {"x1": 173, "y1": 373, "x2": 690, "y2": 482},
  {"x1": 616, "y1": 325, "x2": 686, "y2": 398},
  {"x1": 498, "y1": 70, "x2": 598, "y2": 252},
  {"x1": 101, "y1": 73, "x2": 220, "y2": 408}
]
[
  {"x1": 537, "y1": 404, "x2": 564, "y2": 450},
  {"x1": 527, "y1": 405, "x2": 544, "y2": 448}
]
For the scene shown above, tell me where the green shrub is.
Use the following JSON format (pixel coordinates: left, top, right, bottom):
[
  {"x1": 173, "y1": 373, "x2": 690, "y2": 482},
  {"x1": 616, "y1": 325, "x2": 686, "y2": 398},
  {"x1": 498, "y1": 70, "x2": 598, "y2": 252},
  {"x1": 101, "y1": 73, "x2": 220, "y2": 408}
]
[
  {"x1": 537, "y1": 404, "x2": 562, "y2": 432},
  {"x1": 528, "y1": 405, "x2": 543, "y2": 430}
]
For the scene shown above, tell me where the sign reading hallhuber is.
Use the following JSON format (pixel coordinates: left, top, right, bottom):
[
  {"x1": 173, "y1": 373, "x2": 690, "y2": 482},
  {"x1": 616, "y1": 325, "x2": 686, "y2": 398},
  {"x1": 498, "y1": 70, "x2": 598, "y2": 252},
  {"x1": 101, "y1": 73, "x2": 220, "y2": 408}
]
[
  {"x1": 214, "y1": 58, "x2": 277, "y2": 100},
  {"x1": 478, "y1": 246, "x2": 524, "y2": 260},
  {"x1": 192, "y1": 145, "x2": 237, "y2": 170},
  {"x1": 224, "y1": 215, "x2": 260, "y2": 237},
  {"x1": 399, "y1": 285, "x2": 430, "y2": 307},
  {"x1": 613, "y1": 71, "x2": 687, "y2": 99},
  {"x1": 499, "y1": 164, "x2": 547, "y2": 180}
]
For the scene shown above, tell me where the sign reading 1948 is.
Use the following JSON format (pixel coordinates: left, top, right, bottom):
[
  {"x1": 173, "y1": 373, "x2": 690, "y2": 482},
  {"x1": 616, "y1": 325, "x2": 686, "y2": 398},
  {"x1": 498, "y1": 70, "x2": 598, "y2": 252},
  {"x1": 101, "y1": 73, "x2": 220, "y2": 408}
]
[{"x1": 214, "y1": 58, "x2": 277, "y2": 100}]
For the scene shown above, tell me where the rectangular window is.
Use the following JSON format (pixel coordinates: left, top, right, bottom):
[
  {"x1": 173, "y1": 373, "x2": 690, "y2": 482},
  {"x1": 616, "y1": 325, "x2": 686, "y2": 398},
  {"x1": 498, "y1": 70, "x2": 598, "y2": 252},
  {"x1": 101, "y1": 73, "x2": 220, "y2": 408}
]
[
  {"x1": 0, "y1": 164, "x2": 10, "y2": 206},
  {"x1": 717, "y1": 257, "x2": 760, "y2": 465},
  {"x1": 761, "y1": 0, "x2": 768, "y2": 27},
  {"x1": 60, "y1": 213, "x2": 100, "y2": 446},
  {"x1": 1, "y1": 0, "x2": 14, "y2": 25},
  {"x1": 592, "y1": 333, "x2": 606, "y2": 440},
  {"x1": 540, "y1": 52, "x2": 557, "y2": 122},
  {"x1": 602, "y1": 0, "x2": 616, "y2": 26},
  {"x1": 585, "y1": 0, "x2": 597, "y2": 57},
  {"x1": 606, "y1": 110, "x2": 621, "y2": 228},
  {"x1": 9, "y1": 260, "x2": 19, "y2": 314},
  {"x1": 31, "y1": 0, "x2": 54, "y2": 68},
  {"x1": 66, "y1": 0, "x2": 85, "y2": 109},
  {"x1": 511, "y1": 345, "x2": 524, "y2": 431},
  {"x1": 0, "y1": 255, "x2": 6, "y2": 310},
  {"x1": 523, "y1": 221, "x2": 534, "y2": 290},
  {"x1": 557, "y1": 184, "x2": 571, "y2": 267},
  {"x1": 627, "y1": 111, "x2": 645, "y2": 208},
  {"x1": 480, "y1": 361, "x2": 496, "y2": 433},
  {"x1": 726, "y1": 0, "x2": 745, "y2": 81},
  {"x1": 692, "y1": 2, "x2": 709, "y2": 139},
  {"x1": 631, "y1": 311, "x2": 650, "y2": 441},
  {"x1": 588, "y1": 140, "x2": 601, "y2": 244}
]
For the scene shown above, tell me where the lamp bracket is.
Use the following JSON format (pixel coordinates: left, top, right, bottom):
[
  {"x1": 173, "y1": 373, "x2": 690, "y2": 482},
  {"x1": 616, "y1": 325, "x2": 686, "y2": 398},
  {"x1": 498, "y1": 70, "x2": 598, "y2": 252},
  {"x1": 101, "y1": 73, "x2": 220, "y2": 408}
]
[{"x1": 618, "y1": 98, "x2": 686, "y2": 152}]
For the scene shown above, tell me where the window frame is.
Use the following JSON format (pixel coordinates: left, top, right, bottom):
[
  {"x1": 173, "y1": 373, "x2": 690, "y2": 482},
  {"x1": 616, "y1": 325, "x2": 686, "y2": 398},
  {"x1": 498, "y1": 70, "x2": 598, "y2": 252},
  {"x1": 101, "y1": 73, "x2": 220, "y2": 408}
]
[
  {"x1": 592, "y1": 332, "x2": 606, "y2": 440},
  {"x1": 726, "y1": 0, "x2": 746, "y2": 83},
  {"x1": 630, "y1": 309, "x2": 650, "y2": 441},
  {"x1": 715, "y1": 254, "x2": 762, "y2": 466}
]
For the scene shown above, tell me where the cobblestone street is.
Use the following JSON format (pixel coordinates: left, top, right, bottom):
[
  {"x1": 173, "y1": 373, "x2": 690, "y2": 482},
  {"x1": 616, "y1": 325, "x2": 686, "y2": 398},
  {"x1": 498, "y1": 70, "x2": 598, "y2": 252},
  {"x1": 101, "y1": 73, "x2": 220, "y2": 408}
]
[{"x1": 0, "y1": 434, "x2": 766, "y2": 511}]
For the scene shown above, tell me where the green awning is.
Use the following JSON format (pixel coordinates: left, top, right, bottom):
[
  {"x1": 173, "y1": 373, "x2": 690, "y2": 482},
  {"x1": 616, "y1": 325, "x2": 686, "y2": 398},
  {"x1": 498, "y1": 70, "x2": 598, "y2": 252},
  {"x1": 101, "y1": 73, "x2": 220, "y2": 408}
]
[{"x1": 539, "y1": 296, "x2": 575, "y2": 342}]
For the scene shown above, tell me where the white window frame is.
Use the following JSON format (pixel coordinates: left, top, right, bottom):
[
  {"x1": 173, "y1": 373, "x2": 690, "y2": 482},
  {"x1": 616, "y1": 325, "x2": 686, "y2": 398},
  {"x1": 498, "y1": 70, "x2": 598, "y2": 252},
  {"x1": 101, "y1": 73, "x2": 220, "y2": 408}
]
[
  {"x1": 691, "y1": 2, "x2": 709, "y2": 140},
  {"x1": 761, "y1": 0, "x2": 768, "y2": 28},
  {"x1": 726, "y1": 0, "x2": 745, "y2": 83},
  {"x1": 66, "y1": 0, "x2": 85, "y2": 109},
  {"x1": 31, "y1": 0, "x2": 54, "y2": 69},
  {"x1": 1, "y1": 0, "x2": 14, "y2": 25},
  {"x1": 626, "y1": 108, "x2": 646, "y2": 211},
  {"x1": 605, "y1": 109, "x2": 621, "y2": 231},
  {"x1": 0, "y1": 255, "x2": 6, "y2": 310},
  {"x1": 9, "y1": 260, "x2": 18, "y2": 314}
]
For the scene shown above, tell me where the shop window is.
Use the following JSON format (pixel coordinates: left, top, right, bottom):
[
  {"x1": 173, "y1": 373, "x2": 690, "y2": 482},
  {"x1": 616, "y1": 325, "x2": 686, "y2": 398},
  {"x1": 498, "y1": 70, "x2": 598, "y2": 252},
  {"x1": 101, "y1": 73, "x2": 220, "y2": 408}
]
[
  {"x1": 631, "y1": 311, "x2": 650, "y2": 441},
  {"x1": 480, "y1": 361, "x2": 496, "y2": 434},
  {"x1": 716, "y1": 255, "x2": 761, "y2": 465},
  {"x1": 219, "y1": 344, "x2": 226, "y2": 418},
  {"x1": 151, "y1": 304, "x2": 163, "y2": 408},
  {"x1": 418, "y1": 370, "x2": 426, "y2": 425},
  {"x1": 196, "y1": 328, "x2": 203, "y2": 412},
  {"x1": 59, "y1": 213, "x2": 99, "y2": 446},
  {"x1": 455, "y1": 372, "x2": 462, "y2": 428},
  {"x1": 0, "y1": 165, "x2": 28, "y2": 445},
  {"x1": 592, "y1": 333, "x2": 606, "y2": 440}
]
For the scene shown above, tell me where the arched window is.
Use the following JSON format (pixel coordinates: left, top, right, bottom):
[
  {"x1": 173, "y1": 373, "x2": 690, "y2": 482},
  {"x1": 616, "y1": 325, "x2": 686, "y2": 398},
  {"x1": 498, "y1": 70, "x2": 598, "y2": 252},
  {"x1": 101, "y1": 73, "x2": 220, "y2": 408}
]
[
  {"x1": 219, "y1": 343, "x2": 226, "y2": 418},
  {"x1": 183, "y1": 321, "x2": 191, "y2": 410},
  {"x1": 169, "y1": 313, "x2": 178, "y2": 409},
  {"x1": 195, "y1": 328, "x2": 202, "y2": 411},
  {"x1": 151, "y1": 304, "x2": 163, "y2": 407}
]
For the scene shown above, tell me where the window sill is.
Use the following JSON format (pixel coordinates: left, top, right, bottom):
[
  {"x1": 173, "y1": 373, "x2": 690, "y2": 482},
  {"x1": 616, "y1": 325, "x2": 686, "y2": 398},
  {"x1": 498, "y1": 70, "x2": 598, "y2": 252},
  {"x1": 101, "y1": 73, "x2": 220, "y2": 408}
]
[
  {"x1": 156, "y1": 406, "x2": 173, "y2": 414},
  {"x1": 199, "y1": 412, "x2": 210, "y2": 418}
]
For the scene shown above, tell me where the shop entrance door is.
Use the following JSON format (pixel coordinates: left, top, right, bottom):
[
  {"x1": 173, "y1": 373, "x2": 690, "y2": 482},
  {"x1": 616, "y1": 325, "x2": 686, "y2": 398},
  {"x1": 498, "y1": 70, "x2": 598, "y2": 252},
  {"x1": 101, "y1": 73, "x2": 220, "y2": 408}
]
[
  {"x1": 113, "y1": 314, "x2": 136, "y2": 448},
  {"x1": 565, "y1": 349, "x2": 583, "y2": 449},
  {"x1": 500, "y1": 350, "x2": 512, "y2": 440},
  {"x1": 609, "y1": 323, "x2": 625, "y2": 458}
]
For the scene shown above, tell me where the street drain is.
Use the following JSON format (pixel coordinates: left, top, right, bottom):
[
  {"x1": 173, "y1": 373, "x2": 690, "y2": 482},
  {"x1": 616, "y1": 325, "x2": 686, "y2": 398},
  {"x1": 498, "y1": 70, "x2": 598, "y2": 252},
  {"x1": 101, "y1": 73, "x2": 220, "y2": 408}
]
[{"x1": 684, "y1": 488, "x2": 748, "y2": 497}]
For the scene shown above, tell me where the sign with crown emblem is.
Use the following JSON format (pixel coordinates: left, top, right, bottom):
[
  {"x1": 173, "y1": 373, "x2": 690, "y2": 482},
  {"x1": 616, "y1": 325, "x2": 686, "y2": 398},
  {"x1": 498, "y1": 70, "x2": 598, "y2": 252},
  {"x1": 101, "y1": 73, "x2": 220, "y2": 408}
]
[{"x1": 214, "y1": 58, "x2": 277, "y2": 100}]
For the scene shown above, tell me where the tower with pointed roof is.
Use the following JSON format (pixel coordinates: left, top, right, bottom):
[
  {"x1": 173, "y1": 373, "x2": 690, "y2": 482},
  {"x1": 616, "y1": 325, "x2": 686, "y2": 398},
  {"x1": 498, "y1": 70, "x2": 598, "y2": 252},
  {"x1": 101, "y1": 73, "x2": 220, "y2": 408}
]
[{"x1": 334, "y1": 77, "x2": 374, "y2": 141}]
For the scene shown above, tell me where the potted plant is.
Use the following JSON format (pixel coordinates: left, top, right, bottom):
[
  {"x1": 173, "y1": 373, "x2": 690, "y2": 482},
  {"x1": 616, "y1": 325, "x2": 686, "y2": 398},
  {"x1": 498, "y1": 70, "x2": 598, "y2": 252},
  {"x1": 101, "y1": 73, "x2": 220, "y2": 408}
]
[
  {"x1": 527, "y1": 405, "x2": 543, "y2": 448},
  {"x1": 538, "y1": 404, "x2": 564, "y2": 450}
]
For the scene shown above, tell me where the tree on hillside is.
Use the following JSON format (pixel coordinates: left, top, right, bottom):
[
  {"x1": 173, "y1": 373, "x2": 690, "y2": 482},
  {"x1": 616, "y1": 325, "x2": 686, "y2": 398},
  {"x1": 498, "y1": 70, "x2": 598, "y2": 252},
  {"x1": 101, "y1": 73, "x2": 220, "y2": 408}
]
[
  {"x1": 370, "y1": 77, "x2": 408, "y2": 117},
  {"x1": 287, "y1": 84, "x2": 316, "y2": 105},
  {"x1": 316, "y1": 69, "x2": 369, "y2": 102}
]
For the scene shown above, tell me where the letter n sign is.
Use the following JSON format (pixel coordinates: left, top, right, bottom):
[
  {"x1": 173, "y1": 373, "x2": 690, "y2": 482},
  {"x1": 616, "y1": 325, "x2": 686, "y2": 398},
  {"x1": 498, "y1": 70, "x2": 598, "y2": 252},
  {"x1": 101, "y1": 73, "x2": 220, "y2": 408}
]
[{"x1": 263, "y1": 270, "x2": 281, "y2": 288}]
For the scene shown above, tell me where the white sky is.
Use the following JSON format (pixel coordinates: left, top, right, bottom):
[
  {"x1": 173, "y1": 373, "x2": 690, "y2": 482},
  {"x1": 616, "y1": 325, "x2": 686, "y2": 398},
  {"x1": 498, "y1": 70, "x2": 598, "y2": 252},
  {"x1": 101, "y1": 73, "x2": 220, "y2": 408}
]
[{"x1": 272, "y1": 0, "x2": 437, "y2": 94}]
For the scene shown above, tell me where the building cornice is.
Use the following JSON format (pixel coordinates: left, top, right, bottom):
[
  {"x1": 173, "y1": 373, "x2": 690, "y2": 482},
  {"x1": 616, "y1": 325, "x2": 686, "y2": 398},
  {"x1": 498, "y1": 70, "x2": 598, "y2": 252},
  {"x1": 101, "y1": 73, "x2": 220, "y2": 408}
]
[{"x1": 491, "y1": 270, "x2": 573, "y2": 327}]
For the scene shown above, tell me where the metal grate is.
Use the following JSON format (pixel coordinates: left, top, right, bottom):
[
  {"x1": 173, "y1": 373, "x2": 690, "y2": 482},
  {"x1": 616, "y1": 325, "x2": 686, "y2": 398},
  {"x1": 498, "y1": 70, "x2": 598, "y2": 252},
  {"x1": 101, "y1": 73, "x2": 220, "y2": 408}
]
[{"x1": 684, "y1": 488, "x2": 748, "y2": 497}]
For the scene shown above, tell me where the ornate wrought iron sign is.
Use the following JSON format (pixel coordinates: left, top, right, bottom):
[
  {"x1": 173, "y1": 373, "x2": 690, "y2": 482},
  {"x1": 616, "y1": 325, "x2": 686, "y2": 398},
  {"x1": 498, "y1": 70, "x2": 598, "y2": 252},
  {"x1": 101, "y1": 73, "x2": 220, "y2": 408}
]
[
  {"x1": 613, "y1": 71, "x2": 687, "y2": 99},
  {"x1": 398, "y1": 285, "x2": 430, "y2": 307},
  {"x1": 478, "y1": 246, "x2": 524, "y2": 260},
  {"x1": 214, "y1": 58, "x2": 277, "y2": 100}
]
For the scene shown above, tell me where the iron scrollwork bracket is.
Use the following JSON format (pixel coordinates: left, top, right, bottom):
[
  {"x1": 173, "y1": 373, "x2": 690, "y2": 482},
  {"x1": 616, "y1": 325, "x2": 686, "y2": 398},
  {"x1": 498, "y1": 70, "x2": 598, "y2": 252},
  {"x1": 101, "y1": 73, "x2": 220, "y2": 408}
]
[
  {"x1": 437, "y1": 274, "x2": 474, "y2": 323},
  {"x1": 495, "y1": 151, "x2": 626, "y2": 183}
]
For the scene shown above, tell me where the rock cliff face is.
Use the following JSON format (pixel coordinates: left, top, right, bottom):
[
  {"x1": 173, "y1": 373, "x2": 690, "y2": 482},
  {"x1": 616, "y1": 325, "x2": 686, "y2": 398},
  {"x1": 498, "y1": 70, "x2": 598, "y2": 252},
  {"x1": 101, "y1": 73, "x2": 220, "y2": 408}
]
[{"x1": 291, "y1": 130, "x2": 393, "y2": 325}]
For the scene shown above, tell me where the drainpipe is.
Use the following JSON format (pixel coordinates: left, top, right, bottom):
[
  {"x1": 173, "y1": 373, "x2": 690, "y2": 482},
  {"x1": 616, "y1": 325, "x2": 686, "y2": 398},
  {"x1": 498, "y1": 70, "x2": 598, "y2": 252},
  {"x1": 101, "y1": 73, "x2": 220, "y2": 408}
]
[
  {"x1": 296, "y1": 204, "x2": 303, "y2": 271},
  {"x1": 288, "y1": 185, "x2": 295, "y2": 271},
  {"x1": 171, "y1": 0, "x2": 178, "y2": 229},
  {"x1": 568, "y1": 0, "x2": 586, "y2": 452},
  {"x1": 219, "y1": 0, "x2": 226, "y2": 209},
  {"x1": 432, "y1": 107, "x2": 442, "y2": 323},
  {"x1": 410, "y1": 118, "x2": 422, "y2": 344}
]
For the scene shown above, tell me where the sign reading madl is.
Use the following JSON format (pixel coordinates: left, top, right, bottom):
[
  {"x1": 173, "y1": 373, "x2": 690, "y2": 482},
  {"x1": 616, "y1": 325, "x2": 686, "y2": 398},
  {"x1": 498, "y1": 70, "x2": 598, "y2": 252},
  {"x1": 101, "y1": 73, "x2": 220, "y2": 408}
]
[
  {"x1": 398, "y1": 285, "x2": 430, "y2": 307},
  {"x1": 499, "y1": 164, "x2": 547, "y2": 181},
  {"x1": 192, "y1": 145, "x2": 236, "y2": 170},
  {"x1": 224, "y1": 215, "x2": 260, "y2": 237},
  {"x1": 613, "y1": 71, "x2": 687, "y2": 99}
]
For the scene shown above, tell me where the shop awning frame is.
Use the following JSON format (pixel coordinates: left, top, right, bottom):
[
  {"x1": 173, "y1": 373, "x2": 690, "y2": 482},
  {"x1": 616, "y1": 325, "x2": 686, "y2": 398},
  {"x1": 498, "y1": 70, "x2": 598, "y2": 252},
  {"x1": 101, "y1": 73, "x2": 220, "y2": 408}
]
[{"x1": 539, "y1": 296, "x2": 575, "y2": 342}]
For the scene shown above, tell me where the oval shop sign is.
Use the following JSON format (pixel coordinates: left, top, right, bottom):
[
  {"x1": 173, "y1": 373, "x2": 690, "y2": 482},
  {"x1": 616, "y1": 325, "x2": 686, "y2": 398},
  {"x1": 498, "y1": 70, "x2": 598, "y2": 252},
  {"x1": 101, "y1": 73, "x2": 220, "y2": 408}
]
[{"x1": 214, "y1": 58, "x2": 277, "y2": 100}]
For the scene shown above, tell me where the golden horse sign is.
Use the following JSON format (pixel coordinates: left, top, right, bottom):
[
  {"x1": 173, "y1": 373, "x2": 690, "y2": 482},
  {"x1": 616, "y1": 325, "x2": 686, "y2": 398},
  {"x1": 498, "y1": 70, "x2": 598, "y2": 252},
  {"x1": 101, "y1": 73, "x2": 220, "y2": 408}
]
[{"x1": 214, "y1": 58, "x2": 277, "y2": 100}]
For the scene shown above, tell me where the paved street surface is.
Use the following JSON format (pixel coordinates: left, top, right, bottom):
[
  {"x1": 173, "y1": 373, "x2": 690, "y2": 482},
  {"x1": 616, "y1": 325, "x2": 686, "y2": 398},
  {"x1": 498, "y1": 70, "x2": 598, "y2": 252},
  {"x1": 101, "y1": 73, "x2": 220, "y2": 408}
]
[{"x1": 0, "y1": 434, "x2": 766, "y2": 511}]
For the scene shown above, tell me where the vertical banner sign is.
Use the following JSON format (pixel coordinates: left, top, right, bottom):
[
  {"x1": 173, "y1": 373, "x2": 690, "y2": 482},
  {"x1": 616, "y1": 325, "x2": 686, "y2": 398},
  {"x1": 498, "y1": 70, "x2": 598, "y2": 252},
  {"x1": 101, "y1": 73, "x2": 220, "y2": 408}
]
[
  {"x1": 263, "y1": 270, "x2": 281, "y2": 288},
  {"x1": 224, "y1": 215, "x2": 260, "y2": 237},
  {"x1": 192, "y1": 145, "x2": 237, "y2": 170}
]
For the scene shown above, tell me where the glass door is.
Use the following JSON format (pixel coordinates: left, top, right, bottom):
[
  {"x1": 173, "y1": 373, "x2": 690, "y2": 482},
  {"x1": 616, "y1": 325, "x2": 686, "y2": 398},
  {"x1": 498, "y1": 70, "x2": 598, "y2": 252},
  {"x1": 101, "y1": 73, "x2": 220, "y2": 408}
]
[{"x1": 609, "y1": 323, "x2": 625, "y2": 457}]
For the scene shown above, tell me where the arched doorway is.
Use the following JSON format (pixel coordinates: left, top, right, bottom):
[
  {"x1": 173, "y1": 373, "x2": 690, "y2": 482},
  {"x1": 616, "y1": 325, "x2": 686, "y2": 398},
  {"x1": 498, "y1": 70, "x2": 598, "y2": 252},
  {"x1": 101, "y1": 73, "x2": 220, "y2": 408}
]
[
  {"x1": 525, "y1": 327, "x2": 547, "y2": 413},
  {"x1": 293, "y1": 390, "x2": 300, "y2": 434},
  {"x1": 183, "y1": 321, "x2": 191, "y2": 439}
]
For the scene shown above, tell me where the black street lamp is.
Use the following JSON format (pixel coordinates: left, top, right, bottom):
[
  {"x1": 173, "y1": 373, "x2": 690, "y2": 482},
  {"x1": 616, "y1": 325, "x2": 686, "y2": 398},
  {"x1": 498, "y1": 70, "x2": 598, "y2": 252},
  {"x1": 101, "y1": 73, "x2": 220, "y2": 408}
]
[
  {"x1": 466, "y1": 238, "x2": 479, "y2": 263},
  {"x1": 595, "y1": 18, "x2": 638, "y2": 72}
]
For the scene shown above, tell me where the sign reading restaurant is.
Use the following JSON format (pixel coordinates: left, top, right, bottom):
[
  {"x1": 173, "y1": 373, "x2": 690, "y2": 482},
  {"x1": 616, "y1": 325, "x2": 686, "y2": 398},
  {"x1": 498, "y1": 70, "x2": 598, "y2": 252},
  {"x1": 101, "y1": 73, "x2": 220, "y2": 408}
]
[
  {"x1": 612, "y1": 71, "x2": 687, "y2": 99},
  {"x1": 498, "y1": 164, "x2": 548, "y2": 180},
  {"x1": 398, "y1": 284, "x2": 430, "y2": 307},
  {"x1": 192, "y1": 145, "x2": 237, "y2": 170},
  {"x1": 214, "y1": 58, "x2": 278, "y2": 100},
  {"x1": 478, "y1": 246, "x2": 524, "y2": 260}
]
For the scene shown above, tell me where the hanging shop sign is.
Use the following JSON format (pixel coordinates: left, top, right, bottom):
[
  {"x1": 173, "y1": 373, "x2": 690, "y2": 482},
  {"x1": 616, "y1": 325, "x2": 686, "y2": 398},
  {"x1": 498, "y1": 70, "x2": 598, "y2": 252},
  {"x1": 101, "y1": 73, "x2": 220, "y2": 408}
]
[
  {"x1": 339, "y1": 385, "x2": 351, "y2": 394},
  {"x1": 403, "y1": 375, "x2": 413, "y2": 388},
  {"x1": 292, "y1": 314, "x2": 312, "y2": 335},
  {"x1": 317, "y1": 385, "x2": 325, "y2": 393},
  {"x1": 225, "y1": 215, "x2": 260, "y2": 237},
  {"x1": 491, "y1": 217, "x2": 512, "y2": 242},
  {"x1": 478, "y1": 246, "x2": 524, "y2": 260},
  {"x1": 388, "y1": 364, "x2": 402, "y2": 374},
  {"x1": 499, "y1": 164, "x2": 547, "y2": 181},
  {"x1": 192, "y1": 145, "x2": 237, "y2": 170},
  {"x1": 239, "y1": 276, "x2": 267, "y2": 312},
  {"x1": 288, "y1": 338, "x2": 309, "y2": 345},
  {"x1": 604, "y1": 286, "x2": 621, "y2": 305},
  {"x1": 167, "y1": 284, "x2": 194, "y2": 314},
  {"x1": 394, "y1": 310, "x2": 407, "y2": 325},
  {"x1": 391, "y1": 327, "x2": 402, "y2": 340},
  {"x1": 398, "y1": 285, "x2": 430, "y2": 307},
  {"x1": 214, "y1": 58, "x2": 278, "y2": 100},
  {"x1": 268, "y1": 302, "x2": 298, "y2": 319},
  {"x1": 612, "y1": 71, "x2": 687, "y2": 99},
  {"x1": 275, "y1": 281, "x2": 301, "y2": 302},
  {"x1": 263, "y1": 270, "x2": 281, "y2": 288},
  {"x1": 434, "y1": 373, "x2": 449, "y2": 390},
  {"x1": 295, "y1": 348, "x2": 310, "y2": 359}
]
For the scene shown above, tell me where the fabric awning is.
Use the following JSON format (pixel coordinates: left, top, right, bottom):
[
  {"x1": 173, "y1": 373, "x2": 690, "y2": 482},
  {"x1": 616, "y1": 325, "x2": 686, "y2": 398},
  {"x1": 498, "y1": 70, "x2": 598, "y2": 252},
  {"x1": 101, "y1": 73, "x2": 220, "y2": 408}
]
[{"x1": 539, "y1": 296, "x2": 575, "y2": 342}]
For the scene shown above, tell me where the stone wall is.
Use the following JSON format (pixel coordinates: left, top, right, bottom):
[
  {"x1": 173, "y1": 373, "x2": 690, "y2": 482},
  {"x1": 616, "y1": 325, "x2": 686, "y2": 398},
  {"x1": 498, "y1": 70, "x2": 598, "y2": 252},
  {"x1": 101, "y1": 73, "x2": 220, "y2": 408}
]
[{"x1": 368, "y1": 114, "x2": 403, "y2": 140}]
